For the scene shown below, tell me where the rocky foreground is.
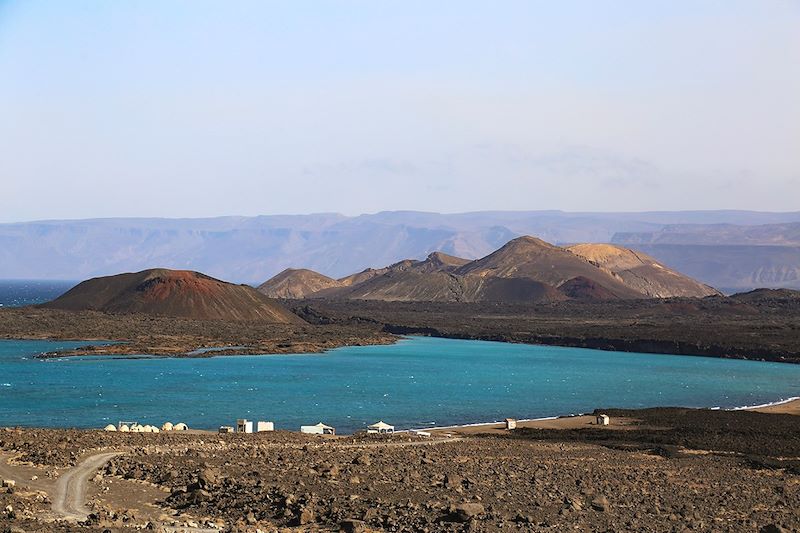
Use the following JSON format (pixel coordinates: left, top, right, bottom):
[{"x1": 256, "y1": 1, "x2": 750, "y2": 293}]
[{"x1": 1, "y1": 407, "x2": 799, "y2": 532}]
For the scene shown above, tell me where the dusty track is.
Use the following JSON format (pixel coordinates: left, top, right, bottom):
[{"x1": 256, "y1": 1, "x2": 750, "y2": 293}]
[{"x1": 50, "y1": 452, "x2": 120, "y2": 521}]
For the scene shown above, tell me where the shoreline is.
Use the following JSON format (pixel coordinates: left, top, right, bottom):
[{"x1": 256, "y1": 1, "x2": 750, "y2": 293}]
[
  {"x1": 1, "y1": 334, "x2": 398, "y2": 359},
  {"x1": 414, "y1": 396, "x2": 800, "y2": 436},
  {"x1": 4, "y1": 333, "x2": 799, "y2": 434},
  {"x1": 728, "y1": 395, "x2": 800, "y2": 411},
  {"x1": 4, "y1": 398, "x2": 798, "y2": 436},
  {"x1": 7, "y1": 329, "x2": 800, "y2": 365},
  {"x1": 307, "y1": 297, "x2": 800, "y2": 365},
  {"x1": 418, "y1": 331, "x2": 800, "y2": 364}
]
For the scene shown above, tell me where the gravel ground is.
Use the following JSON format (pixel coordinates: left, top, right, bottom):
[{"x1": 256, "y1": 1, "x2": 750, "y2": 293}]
[{"x1": 2, "y1": 407, "x2": 799, "y2": 532}]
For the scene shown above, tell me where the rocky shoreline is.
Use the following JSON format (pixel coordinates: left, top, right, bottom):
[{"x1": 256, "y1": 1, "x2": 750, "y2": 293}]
[
  {"x1": 295, "y1": 295, "x2": 800, "y2": 364},
  {"x1": 0, "y1": 307, "x2": 395, "y2": 358},
  {"x1": 2, "y1": 292, "x2": 799, "y2": 364}
]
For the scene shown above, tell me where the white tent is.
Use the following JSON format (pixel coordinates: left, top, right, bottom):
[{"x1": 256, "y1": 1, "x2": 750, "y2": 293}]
[
  {"x1": 300, "y1": 422, "x2": 336, "y2": 435},
  {"x1": 367, "y1": 421, "x2": 395, "y2": 434}
]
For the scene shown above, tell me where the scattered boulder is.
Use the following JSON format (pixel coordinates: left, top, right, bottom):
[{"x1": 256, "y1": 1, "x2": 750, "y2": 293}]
[
  {"x1": 563, "y1": 496, "x2": 583, "y2": 512},
  {"x1": 340, "y1": 518, "x2": 368, "y2": 532},
  {"x1": 295, "y1": 506, "x2": 315, "y2": 525},
  {"x1": 353, "y1": 454, "x2": 371, "y2": 466},
  {"x1": 449, "y1": 502, "x2": 484, "y2": 522},
  {"x1": 445, "y1": 473, "x2": 463, "y2": 488},
  {"x1": 187, "y1": 489, "x2": 212, "y2": 505},
  {"x1": 197, "y1": 468, "x2": 220, "y2": 488},
  {"x1": 591, "y1": 495, "x2": 609, "y2": 512}
]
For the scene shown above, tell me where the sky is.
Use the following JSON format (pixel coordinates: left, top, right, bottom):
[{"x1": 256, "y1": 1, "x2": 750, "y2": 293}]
[{"x1": 1, "y1": 1, "x2": 799, "y2": 222}]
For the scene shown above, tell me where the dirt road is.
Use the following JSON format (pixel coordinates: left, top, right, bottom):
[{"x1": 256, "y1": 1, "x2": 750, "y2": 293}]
[{"x1": 50, "y1": 452, "x2": 120, "y2": 521}]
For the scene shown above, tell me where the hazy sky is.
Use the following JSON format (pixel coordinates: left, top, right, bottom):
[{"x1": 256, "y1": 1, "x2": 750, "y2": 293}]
[{"x1": 1, "y1": 1, "x2": 799, "y2": 222}]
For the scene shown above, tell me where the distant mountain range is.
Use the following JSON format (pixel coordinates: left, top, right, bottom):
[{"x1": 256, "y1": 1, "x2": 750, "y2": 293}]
[
  {"x1": 258, "y1": 237, "x2": 719, "y2": 302},
  {"x1": 612, "y1": 222, "x2": 800, "y2": 246},
  {"x1": 2, "y1": 210, "x2": 799, "y2": 292}
]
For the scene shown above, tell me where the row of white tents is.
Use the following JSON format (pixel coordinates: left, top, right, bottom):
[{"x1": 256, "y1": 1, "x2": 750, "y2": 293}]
[
  {"x1": 102, "y1": 419, "x2": 397, "y2": 435},
  {"x1": 103, "y1": 421, "x2": 188, "y2": 433}
]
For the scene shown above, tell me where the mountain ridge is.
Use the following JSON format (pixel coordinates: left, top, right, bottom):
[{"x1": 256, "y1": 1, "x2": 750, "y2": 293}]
[
  {"x1": 258, "y1": 236, "x2": 718, "y2": 302},
  {"x1": 3, "y1": 211, "x2": 799, "y2": 290}
]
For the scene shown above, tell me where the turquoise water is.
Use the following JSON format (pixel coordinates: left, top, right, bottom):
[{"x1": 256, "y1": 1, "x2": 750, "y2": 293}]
[{"x1": 1, "y1": 337, "x2": 799, "y2": 433}]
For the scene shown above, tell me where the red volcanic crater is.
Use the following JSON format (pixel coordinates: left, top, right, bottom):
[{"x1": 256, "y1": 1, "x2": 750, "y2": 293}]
[{"x1": 44, "y1": 269, "x2": 304, "y2": 323}]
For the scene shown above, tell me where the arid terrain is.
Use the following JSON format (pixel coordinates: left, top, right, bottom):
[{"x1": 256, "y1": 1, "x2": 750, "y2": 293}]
[
  {"x1": 1, "y1": 287, "x2": 799, "y2": 363},
  {"x1": 1, "y1": 403, "x2": 799, "y2": 532},
  {"x1": 2, "y1": 265, "x2": 798, "y2": 532},
  {"x1": 292, "y1": 289, "x2": 800, "y2": 363},
  {"x1": 0, "y1": 307, "x2": 392, "y2": 357},
  {"x1": 258, "y1": 237, "x2": 720, "y2": 302}
]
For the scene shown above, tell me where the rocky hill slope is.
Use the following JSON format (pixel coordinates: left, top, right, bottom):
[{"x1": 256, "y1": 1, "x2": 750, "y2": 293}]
[
  {"x1": 44, "y1": 269, "x2": 304, "y2": 322},
  {"x1": 259, "y1": 237, "x2": 717, "y2": 302},
  {"x1": 566, "y1": 243, "x2": 720, "y2": 298},
  {"x1": 257, "y1": 269, "x2": 343, "y2": 299}
]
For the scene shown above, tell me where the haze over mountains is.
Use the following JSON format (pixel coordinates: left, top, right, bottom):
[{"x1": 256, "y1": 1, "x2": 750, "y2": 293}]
[
  {"x1": 259, "y1": 237, "x2": 719, "y2": 302},
  {"x1": 2, "y1": 210, "x2": 799, "y2": 293}
]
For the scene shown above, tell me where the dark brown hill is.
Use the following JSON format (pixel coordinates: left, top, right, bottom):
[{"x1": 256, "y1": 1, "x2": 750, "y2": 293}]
[
  {"x1": 257, "y1": 236, "x2": 719, "y2": 303},
  {"x1": 730, "y1": 288, "x2": 800, "y2": 301},
  {"x1": 257, "y1": 268, "x2": 343, "y2": 299},
  {"x1": 337, "y1": 259, "x2": 417, "y2": 287},
  {"x1": 259, "y1": 253, "x2": 473, "y2": 301},
  {"x1": 455, "y1": 236, "x2": 642, "y2": 299},
  {"x1": 316, "y1": 253, "x2": 472, "y2": 301},
  {"x1": 44, "y1": 269, "x2": 304, "y2": 323}
]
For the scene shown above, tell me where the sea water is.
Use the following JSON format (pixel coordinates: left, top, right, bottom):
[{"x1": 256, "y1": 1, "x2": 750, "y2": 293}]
[
  {"x1": 0, "y1": 280, "x2": 76, "y2": 307},
  {"x1": 0, "y1": 336, "x2": 798, "y2": 433}
]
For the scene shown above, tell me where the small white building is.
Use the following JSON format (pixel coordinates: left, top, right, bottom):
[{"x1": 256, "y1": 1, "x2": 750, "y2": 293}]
[
  {"x1": 367, "y1": 421, "x2": 395, "y2": 434},
  {"x1": 237, "y1": 419, "x2": 254, "y2": 433},
  {"x1": 219, "y1": 425, "x2": 234, "y2": 434},
  {"x1": 410, "y1": 430, "x2": 431, "y2": 438},
  {"x1": 300, "y1": 422, "x2": 336, "y2": 435},
  {"x1": 596, "y1": 414, "x2": 610, "y2": 426},
  {"x1": 505, "y1": 418, "x2": 517, "y2": 430},
  {"x1": 257, "y1": 421, "x2": 274, "y2": 432}
]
